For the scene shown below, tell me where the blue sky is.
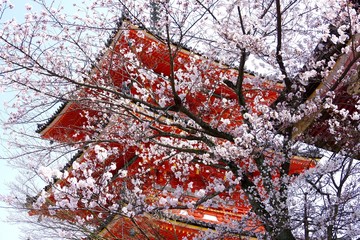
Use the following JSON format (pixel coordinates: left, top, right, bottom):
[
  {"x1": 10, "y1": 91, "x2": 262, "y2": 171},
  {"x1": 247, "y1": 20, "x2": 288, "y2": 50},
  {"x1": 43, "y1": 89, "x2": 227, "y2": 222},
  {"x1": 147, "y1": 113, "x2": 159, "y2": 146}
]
[
  {"x1": 0, "y1": 91, "x2": 21, "y2": 239},
  {"x1": 0, "y1": 1, "x2": 76, "y2": 239},
  {"x1": 1, "y1": 1, "x2": 29, "y2": 238},
  {"x1": 1, "y1": 1, "x2": 31, "y2": 237}
]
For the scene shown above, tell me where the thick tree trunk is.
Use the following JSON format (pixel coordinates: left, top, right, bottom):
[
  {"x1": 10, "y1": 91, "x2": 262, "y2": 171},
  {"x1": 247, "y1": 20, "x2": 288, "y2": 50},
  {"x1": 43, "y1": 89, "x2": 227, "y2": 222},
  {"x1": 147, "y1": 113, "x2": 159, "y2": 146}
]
[{"x1": 274, "y1": 229, "x2": 296, "y2": 240}]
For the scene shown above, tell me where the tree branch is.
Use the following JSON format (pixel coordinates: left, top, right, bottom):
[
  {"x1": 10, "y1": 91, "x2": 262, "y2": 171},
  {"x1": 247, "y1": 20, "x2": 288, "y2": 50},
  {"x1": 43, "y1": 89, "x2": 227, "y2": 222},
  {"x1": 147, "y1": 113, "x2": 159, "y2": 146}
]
[{"x1": 275, "y1": 0, "x2": 291, "y2": 93}]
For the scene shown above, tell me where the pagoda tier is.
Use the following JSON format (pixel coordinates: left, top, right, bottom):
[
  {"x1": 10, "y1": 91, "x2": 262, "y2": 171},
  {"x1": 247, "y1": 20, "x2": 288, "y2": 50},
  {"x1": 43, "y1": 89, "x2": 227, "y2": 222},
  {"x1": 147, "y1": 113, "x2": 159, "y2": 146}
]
[
  {"x1": 293, "y1": 34, "x2": 360, "y2": 158},
  {"x1": 38, "y1": 21, "x2": 283, "y2": 143},
  {"x1": 97, "y1": 213, "x2": 259, "y2": 240},
  {"x1": 29, "y1": 140, "x2": 314, "y2": 239}
]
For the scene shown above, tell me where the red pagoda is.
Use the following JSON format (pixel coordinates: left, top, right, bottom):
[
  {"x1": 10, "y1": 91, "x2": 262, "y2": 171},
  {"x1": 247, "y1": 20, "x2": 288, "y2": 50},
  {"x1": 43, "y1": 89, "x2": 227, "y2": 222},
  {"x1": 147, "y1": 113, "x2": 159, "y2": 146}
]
[{"x1": 30, "y1": 19, "x2": 359, "y2": 239}]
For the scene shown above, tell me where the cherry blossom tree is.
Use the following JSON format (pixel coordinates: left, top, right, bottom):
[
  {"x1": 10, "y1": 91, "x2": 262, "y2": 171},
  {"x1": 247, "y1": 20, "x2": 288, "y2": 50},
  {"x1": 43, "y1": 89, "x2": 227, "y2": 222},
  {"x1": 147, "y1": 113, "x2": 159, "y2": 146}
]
[
  {"x1": 290, "y1": 153, "x2": 360, "y2": 239},
  {"x1": 0, "y1": 0, "x2": 359, "y2": 239}
]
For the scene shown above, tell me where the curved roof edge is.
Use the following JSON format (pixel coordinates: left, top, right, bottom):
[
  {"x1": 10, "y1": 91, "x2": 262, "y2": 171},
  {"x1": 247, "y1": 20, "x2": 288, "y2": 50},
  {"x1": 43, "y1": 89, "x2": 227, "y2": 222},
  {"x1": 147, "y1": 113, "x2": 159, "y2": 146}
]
[{"x1": 36, "y1": 101, "x2": 68, "y2": 134}]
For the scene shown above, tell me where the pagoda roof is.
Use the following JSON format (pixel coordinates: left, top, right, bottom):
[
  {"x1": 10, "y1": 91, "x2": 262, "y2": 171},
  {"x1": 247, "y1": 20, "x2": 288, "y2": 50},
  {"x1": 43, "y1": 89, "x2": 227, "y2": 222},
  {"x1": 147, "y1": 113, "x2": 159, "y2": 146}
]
[
  {"x1": 36, "y1": 19, "x2": 282, "y2": 143},
  {"x1": 293, "y1": 33, "x2": 360, "y2": 158},
  {"x1": 29, "y1": 138, "x2": 316, "y2": 239},
  {"x1": 96, "y1": 212, "x2": 259, "y2": 240}
]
